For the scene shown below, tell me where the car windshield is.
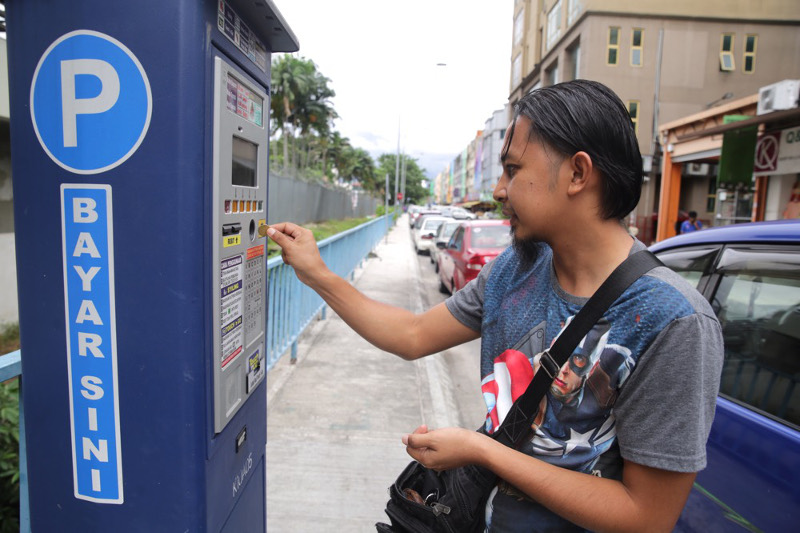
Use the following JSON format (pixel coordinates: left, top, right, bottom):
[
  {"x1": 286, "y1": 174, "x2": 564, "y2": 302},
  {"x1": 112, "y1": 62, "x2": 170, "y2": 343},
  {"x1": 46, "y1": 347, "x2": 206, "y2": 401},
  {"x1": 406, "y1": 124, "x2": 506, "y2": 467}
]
[{"x1": 470, "y1": 225, "x2": 511, "y2": 248}]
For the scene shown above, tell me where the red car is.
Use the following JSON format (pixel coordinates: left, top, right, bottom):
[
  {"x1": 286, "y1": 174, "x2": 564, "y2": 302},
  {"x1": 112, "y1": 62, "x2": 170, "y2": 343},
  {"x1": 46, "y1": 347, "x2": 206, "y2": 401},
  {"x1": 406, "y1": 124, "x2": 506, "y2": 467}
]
[{"x1": 437, "y1": 219, "x2": 511, "y2": 294}]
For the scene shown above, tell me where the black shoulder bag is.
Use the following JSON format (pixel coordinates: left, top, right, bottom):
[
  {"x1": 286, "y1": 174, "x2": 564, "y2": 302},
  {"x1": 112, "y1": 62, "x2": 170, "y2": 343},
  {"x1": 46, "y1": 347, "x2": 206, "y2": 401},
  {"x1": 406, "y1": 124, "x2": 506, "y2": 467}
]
[{"x1": 376, "y1": 250, "x2": 663, "y2": 533}]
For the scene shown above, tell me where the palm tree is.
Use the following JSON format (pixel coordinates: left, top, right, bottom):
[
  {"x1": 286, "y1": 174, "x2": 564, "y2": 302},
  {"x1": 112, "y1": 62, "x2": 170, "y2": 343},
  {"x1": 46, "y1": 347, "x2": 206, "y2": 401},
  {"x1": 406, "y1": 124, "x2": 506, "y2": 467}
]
[{"x1": 270, "y1": 55, "x2": 337, "y2": 175}]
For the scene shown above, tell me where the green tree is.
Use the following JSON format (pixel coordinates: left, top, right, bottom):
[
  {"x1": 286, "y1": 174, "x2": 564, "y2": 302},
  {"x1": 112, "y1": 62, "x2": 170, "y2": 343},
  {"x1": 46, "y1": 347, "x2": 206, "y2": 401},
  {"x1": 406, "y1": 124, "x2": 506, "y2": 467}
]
[{"x1": 376, "y1": 154, "x2": 429, "y2": 205}]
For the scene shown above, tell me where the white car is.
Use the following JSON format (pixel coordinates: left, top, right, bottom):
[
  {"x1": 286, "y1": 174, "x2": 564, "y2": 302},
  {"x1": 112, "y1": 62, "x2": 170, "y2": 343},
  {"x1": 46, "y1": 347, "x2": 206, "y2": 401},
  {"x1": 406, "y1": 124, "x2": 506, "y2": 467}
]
[{"x1": 413, "y1": 215, "x2": 452, "y2": 255}]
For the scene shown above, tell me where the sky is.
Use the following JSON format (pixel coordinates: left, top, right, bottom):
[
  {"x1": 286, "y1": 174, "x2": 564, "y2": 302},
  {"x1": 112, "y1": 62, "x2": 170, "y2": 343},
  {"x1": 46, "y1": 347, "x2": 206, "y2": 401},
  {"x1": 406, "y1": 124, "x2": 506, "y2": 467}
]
[{"x1": 272, "y1": 0, "x2": 514, "y2": 180}]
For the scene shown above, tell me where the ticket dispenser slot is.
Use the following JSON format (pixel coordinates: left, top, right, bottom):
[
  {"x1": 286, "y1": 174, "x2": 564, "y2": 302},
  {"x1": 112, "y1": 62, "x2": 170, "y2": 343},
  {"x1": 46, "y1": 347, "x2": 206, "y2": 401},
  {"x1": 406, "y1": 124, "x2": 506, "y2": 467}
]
[{"x1": 212, "y1": 56, "x2": 268, "y2": 433}]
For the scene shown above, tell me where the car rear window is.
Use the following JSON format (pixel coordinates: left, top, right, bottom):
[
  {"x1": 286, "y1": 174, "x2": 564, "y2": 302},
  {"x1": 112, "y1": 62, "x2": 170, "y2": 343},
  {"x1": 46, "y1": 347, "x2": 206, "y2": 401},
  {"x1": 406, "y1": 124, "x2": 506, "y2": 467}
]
[
  {"x1": 470, "y1": 226, "x2": 511, "y2": 248},
  {"x1": 423, "y1": 219, "x2": 446, "y2": 231}
]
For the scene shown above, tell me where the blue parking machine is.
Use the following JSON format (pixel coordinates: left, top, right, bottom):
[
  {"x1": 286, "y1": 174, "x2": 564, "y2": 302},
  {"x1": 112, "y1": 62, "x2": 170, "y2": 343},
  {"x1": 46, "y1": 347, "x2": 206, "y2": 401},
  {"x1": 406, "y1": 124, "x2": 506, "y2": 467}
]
[{"x1": 7, "y1": 0, "x2": 297, "y2": 530}]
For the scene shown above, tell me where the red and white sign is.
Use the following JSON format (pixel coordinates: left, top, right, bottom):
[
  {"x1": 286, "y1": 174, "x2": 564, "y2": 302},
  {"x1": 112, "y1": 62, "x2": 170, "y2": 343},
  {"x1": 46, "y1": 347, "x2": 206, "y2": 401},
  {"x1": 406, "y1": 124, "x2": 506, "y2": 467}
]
[{"x1": 754, "y1": 128, "x2": 800, "y2": 176}]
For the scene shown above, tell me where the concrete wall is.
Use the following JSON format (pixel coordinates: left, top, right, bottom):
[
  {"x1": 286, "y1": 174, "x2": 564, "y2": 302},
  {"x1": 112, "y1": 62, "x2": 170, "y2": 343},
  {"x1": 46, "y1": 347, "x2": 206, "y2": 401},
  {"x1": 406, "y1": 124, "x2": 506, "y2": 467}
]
[
  {"x1": 267, "y1": 174, "x2": 380, "y2": 225},
  {"x1": 0, "y1": 233, "x2": 17, "y2": 327}
]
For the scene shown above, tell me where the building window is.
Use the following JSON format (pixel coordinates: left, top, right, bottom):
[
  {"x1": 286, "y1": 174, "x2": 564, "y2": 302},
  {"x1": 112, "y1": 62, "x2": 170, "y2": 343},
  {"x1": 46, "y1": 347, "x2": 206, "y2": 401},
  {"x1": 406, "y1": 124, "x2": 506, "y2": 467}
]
[
  {"x1": 567, "y1": 0, "x2": 583, "y2": 25},
  {"x1": 546, "y1": 0, "x2": 562, "y2": 50},
  {"x1": 514, "y1": 10, "x2": 524, "y2": 46},
  {"x1": 546, "y1": 63, "x2": 559, "y2": 86},
  {"x1": 607, "y1": 27, "x2": 620, "y2": 65},
  {"x1": 512, "y1": 54, "x2": 522, "y2": 87},
  {"x1": 568, "y1": 43, "x2": 580, "y2": 80},
  {"x1": 627, "y1": 101, "x2": 639, "y2": 133},
  {"x1": 743, "y1": 34, "x2": 757, "y2": 73},
  {"x1": 631, "y1": 29, "x2": 643, "y2": 67},
  {"x1": 720, "y1": 33, "x2": 735, "y2": 71}
]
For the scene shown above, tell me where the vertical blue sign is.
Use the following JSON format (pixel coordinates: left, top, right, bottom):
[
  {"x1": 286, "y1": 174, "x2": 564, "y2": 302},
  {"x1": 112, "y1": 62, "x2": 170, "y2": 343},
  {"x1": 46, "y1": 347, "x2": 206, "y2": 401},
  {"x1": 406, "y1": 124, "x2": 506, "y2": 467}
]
[{"x1": 61, "y1": 184, "x2": 123, "y2": 503}]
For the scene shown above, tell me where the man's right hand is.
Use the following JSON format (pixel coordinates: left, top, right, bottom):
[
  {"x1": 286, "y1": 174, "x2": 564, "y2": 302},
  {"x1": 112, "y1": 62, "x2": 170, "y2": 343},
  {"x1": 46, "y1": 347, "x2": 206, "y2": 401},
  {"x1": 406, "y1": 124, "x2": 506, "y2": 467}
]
[{"x1": 267, "y1": 222, "x2": 329, "y2": 286}]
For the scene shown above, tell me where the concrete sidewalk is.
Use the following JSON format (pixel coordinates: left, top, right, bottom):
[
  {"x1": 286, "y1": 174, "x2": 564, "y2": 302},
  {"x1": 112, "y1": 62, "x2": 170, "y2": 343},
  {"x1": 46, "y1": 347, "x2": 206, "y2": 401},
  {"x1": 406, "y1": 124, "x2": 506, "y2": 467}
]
[{"x1": 265, "y1": 215, "x2": 482, "y2": 532}]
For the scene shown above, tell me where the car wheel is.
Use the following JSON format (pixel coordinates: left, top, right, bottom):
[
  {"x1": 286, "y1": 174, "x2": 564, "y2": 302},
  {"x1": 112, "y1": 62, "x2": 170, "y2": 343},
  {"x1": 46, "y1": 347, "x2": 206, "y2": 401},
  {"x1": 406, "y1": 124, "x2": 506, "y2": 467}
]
[
  {"x1": 439, "y1": 278, "x2": 449, "y2": 294},
  {"x1": 434, "y1": 261, "x2": 439, "y2": 273}
]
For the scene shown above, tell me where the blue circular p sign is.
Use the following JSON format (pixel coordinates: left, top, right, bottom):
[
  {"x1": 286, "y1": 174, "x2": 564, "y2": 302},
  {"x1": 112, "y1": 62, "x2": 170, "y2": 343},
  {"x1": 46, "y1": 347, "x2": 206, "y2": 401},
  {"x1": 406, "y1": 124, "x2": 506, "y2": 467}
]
[{"x1": 30, "y1": 30, "x2": 152, "y2": 175}]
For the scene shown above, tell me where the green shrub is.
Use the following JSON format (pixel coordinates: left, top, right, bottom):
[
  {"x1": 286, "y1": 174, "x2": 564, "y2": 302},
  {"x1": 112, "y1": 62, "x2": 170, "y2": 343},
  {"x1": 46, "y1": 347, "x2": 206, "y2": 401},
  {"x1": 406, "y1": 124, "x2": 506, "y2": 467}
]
[{"x1": 0, "y1": 377, "x2": 19, "y2": 533}]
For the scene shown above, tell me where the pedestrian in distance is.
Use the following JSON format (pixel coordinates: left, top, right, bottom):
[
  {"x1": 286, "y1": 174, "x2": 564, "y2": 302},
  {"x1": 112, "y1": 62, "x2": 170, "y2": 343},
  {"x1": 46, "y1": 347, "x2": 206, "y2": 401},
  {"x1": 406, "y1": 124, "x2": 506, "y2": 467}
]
[
  {"x1": 679, "y1": 211, "x2": 704, "y2": 234},
  {"x1": 266, "y1": 79, "x2": 724, "y2": 532}
]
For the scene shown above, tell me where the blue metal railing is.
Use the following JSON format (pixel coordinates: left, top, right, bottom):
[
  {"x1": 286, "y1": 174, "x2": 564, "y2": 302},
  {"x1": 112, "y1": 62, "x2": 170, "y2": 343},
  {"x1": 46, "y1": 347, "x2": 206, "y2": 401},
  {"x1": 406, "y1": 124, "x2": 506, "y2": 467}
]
[
  {"x1": 266, "y1": 214, "x2": 392, "y2": 370},
  {"x1": 0, "y1": 349, "x2": 29, "y2": 532},
  {"x1": 0, "y1": 213, "x2": 393, "y2": 529}
]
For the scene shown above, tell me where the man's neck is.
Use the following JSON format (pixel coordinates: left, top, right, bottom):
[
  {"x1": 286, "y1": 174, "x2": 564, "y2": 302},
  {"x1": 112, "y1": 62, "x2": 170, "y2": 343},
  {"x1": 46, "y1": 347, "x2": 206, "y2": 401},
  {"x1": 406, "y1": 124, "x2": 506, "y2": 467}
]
[{"x1": 549, "y1": 220, "x2": 634, "y2": 298}]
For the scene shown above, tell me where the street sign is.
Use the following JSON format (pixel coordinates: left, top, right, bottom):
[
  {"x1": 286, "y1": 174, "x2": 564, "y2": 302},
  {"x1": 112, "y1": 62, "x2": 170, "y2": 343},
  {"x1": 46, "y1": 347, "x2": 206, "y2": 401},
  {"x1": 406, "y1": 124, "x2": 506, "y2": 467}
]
[{"x1": 30, "y1": 30, "x2": 152, "y2": 175}]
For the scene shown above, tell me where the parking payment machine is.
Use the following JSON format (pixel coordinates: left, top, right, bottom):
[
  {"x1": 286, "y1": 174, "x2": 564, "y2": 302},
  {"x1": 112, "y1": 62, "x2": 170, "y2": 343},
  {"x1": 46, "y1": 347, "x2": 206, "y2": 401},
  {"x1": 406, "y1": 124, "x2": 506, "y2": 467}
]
[{"x1": 7, "y1": 1, "x2": 297, "y2": 530}]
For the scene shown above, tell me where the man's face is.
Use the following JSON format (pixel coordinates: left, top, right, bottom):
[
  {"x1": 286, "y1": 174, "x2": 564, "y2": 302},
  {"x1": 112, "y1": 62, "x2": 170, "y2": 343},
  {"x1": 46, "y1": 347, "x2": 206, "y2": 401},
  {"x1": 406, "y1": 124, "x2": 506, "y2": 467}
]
[
  {"x1": 494, "y1": 117, "x2": 568, "y2": 247},
  {"x1": 550, "y1": 358, "x2": 584, "y2": 401}
]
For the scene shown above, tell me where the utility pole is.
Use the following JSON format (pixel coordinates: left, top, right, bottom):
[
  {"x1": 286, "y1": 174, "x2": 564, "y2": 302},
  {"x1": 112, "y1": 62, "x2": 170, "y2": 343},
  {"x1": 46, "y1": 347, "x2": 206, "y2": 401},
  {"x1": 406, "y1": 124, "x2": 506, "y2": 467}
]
[
  {"x1": 400, "y1": 152, "x2": 407, "y2": 208},
  {"x1": 385, "y1": 172, "x2": 390, "y2": 243},
  {"x1": 394, "y1": 117, "x2": 400, "y2": 212}
]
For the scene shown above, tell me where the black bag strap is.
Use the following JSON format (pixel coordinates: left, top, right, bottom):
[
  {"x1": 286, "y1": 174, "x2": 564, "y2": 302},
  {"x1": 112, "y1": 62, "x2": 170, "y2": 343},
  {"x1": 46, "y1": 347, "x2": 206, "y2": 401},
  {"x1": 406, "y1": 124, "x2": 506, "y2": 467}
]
[{"x1": 496, "y1": 250, "x2": 663, "y2": 448}]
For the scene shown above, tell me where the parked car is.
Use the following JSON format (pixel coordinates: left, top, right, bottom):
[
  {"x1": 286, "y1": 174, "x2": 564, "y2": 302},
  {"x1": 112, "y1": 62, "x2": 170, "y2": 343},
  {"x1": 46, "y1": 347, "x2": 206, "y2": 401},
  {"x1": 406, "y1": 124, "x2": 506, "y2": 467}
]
[
  {"x1": 430, "y1": 219, "x2": 463, "y2": 272},
  {"x1": 437, "y1": 219, "x2": 511, "y2": 294},
  {"x1": 439, "y1": 206, "x2": 477, "y2": 220},
  {"x1": 649, "y1": 220, "x2": 800, "y2": 532},
  {"x1": 413, "y1": 215, "x2": 452, "y2": 255},
  {"x1": 410, "y1": 208, "x2": 441, "y2": 228}
]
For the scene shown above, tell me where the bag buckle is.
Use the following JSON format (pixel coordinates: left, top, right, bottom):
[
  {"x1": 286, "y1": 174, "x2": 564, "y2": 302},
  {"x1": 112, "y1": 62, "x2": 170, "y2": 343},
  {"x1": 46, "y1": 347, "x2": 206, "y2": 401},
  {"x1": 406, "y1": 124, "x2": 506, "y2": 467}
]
[{"x1": 539, "y1": 349, "x2": 559, "y2": 380}]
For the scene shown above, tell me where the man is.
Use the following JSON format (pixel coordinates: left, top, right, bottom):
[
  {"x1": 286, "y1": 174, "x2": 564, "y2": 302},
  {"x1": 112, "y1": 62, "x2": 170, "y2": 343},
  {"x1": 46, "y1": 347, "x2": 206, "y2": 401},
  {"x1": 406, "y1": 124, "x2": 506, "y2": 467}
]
[
  {"x1": 267, "y1": 80, "x2": 723, "y2": 531},
  {"x1": 679, "y1": 211, "x2": 703, "y2": 234}
]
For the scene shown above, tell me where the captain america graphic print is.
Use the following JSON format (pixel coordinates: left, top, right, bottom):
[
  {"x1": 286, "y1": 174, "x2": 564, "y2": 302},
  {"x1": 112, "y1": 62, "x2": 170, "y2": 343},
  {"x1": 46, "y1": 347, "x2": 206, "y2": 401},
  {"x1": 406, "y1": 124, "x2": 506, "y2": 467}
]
[{"x1": 481, "y1": 316, "x2": 633, "y2": 474}]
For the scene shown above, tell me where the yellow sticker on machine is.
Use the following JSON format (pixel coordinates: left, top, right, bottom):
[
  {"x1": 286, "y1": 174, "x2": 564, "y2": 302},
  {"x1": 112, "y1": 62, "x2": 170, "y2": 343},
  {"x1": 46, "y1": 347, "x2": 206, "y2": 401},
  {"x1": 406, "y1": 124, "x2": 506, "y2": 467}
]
[{"x1": 223, "y1": 235, "x2": 241, "y2": 248}]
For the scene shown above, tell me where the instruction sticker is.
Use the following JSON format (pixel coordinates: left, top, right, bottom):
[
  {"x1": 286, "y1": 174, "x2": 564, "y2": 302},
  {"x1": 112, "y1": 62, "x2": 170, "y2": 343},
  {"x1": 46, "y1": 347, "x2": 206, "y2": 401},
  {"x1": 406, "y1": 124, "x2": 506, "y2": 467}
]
[
  {"x1": 223, "y1": 234, "x2": 241, "y2": 248},
  {"x1": 217, "y1": 0, "x2": 268, "y2": 72},
  {"x1": 246, "y1": 345, "x2": 265, "y2": 393},
  {"x1": 220, "y1": 255, "x2": 244, "y2": 368},
  {"x1": 225, "y1": 73, "x2": 263, "y2": 127}
]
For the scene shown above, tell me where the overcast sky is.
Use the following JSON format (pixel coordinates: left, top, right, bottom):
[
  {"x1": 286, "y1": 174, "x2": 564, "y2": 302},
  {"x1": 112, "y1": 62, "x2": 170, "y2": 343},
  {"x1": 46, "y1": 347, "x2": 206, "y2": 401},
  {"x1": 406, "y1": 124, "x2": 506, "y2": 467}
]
[{"x1": 273, "y1": 0, "x2": 514, "y2": 179}]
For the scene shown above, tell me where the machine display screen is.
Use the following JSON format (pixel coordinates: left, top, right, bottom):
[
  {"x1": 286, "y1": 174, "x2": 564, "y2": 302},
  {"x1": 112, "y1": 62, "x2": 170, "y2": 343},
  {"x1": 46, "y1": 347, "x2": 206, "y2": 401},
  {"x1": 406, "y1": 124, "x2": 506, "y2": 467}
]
[{"x1": 232, "y1": 137, "x2": 257, "y2": 187}]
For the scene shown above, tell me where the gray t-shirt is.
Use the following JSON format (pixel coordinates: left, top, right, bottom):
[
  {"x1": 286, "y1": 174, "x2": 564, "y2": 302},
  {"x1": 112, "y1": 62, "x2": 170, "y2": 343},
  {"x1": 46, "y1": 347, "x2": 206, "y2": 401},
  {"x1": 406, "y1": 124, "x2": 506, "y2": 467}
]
[{"x1": 445, "y1": 241, "x2": 724, "y2": 531}]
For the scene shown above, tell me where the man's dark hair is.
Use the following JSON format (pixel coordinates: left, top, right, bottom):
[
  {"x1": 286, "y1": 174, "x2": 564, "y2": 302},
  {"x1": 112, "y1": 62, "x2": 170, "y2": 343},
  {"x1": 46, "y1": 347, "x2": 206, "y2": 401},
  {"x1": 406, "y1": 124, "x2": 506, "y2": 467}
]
[
  {"x1": 688, "y1": 210, "x2": 698, "y2": 218},
  {"x1": 503, "y1": 80, "x2": 643, "y2": 220}
]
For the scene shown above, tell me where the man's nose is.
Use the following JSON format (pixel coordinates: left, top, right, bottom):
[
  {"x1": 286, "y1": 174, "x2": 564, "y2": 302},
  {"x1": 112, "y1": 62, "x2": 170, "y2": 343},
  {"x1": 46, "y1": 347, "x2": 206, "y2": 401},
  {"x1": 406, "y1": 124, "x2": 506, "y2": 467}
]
[{"x1": 493, "y1": 176, "x2": 507, "y2": 202}]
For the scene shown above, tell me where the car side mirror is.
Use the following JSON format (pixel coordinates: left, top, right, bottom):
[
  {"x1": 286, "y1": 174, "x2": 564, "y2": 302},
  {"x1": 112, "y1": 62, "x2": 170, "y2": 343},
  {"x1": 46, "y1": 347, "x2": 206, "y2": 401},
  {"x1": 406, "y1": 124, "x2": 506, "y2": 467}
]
[{"x1": 436, "y1": 242, "x2": 446, "y2": 250}]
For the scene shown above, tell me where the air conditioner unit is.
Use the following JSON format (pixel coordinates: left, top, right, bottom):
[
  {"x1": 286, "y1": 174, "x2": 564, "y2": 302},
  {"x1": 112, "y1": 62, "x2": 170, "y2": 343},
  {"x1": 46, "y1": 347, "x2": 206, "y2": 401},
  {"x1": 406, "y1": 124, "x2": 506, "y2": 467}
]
[
  {"x1": 757, "y1": 79, "x2": 800, "y2": 115},
  {"x1": 686, "y1": 163, "x2": 710, "y2": 176}
]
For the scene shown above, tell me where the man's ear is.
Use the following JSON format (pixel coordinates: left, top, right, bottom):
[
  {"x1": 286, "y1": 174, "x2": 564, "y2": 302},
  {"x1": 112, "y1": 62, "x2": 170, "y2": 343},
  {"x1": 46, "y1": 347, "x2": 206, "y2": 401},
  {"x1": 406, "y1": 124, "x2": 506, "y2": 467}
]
[{"x1": 566, "y1": 151, "x2": 593, "y2": 195}]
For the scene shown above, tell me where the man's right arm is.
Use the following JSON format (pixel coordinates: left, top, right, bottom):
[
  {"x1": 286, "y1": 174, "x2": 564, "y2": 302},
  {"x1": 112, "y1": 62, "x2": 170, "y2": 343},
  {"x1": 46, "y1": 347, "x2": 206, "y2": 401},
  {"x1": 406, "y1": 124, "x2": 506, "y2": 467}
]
[{"x1": 267, "y1": 222, "x2": 480, "y2": 360}]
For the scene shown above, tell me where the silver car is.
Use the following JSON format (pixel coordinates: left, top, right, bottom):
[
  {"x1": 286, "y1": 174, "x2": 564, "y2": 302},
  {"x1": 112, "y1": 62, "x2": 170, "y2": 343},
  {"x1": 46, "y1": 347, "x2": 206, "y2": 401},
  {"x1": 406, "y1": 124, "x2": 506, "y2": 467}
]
[{"x1": 430, "y1": 219, "x2": 463, "y2": 271}]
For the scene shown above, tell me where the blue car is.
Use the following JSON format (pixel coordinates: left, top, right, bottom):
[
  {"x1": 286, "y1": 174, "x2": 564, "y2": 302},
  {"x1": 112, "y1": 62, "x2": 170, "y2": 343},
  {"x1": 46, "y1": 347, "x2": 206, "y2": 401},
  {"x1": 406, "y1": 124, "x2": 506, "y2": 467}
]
[{"x1": 649, "y1": 220, "x2": 800, "y2": 532}]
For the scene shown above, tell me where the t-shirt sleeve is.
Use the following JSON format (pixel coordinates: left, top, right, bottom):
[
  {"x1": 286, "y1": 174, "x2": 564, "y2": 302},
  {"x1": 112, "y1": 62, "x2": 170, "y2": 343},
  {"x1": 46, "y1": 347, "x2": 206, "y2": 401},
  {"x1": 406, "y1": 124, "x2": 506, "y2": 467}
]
[
  {"x1": 444, "y1": 260, "x2": 494, "y2": 332},
  {"x1": 613, "y1": 312, "x2": 724, "y2": 473}
]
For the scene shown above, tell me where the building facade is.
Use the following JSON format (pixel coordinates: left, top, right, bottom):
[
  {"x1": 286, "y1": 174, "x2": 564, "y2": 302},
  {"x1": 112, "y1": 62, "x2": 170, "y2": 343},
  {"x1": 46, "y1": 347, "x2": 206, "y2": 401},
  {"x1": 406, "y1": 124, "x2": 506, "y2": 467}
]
[
  {"x1": 509, "y1": 0, "x2": 800, "y2": 241},
  {"x1": 479, "y1": 105, "x2": 510, "y2": 201}
]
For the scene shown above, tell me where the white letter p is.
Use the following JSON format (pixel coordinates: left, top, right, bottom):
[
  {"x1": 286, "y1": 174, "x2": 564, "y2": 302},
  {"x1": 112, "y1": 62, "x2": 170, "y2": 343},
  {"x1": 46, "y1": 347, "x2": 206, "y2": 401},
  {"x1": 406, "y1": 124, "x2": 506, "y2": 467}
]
[{"x1": 60, "y1": 59, "x2": 120, "y2": 148}]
